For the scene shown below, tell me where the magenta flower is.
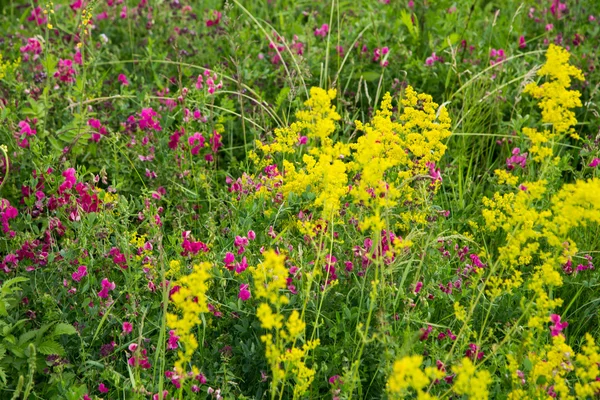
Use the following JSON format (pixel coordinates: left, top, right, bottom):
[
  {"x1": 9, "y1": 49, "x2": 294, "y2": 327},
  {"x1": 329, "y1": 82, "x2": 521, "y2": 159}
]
[
  {"x1": 59, "y1": 168, "x2": 77, "y2": 194},
  {"x1": 98, "y1": 383, "x2": 109, "y2": 393},
  {"x1": 519, "y1": 35, "x2": 526, "y2": 49},
  {"x1": 167, "y1": 330, "x2": 180, "y2": 350},
  {"x1": 118, "y1": 73, "x2": 130, "y2": 86},
  {"x1": 414, "y1": 281, "x2": 423, "y2": 294},
  {"x1": 235, "y1": 257, "x2": 248, "y2": 274},
  {"x1": 206, "y1": 10, "x2": 222, "y2": 27},
  {"x1": 465, "y1": 343, "x2": 484, "y2": 360},
  {"x1": 589, "y1": 157, "x2": 600, "y2": 168},
  {"x1": 98, "y1": 278, "x2": 116, "y2": 299},
  {"x1": 0, "y1": 199, "x2": 18, "y2": 238},
  {"x1": 71, "y1": 265, "x2": 88, "y2": 282},
  {"x1": 122, "y1": 321, "x2": 133, "y2": 335},
  {"x1": 506, "y1": 148, "x2": 527, "y2": 170},
  {"x1": 550, "y1": 314, "x2": 568, "y2": 337},
  {"x1": 238, "y1": 284, "x2": 251, "y2": 301},
  {"x1": 54, "y1": 59, "x2": 77, "y2": 83},
  {"x1": 188, "y1": 132, "x2": 205, "y2": 155},
  {"x1": 314, "y1": 23, "x2": 329, "y2": 38},
  {"x1": 248, "y1": 230, "x2": 256, "y2": 240}
]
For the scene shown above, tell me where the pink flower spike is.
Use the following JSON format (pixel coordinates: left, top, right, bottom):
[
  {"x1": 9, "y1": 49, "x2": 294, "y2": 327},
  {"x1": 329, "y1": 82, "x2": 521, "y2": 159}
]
[
  {"x1": 589, "y1": 157, "x2": 600, "y2": 168},
  {"x1": 519, "y1": 35, "x2": 526, "y2": 49},
  {"x1": 122, "y1": 321, "x2": 133, "y2": 334}
]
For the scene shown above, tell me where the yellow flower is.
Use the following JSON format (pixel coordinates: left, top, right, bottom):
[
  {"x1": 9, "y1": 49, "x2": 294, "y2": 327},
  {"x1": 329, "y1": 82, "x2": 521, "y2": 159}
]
[{"x1": 452, "y1": 358, "x2": 492, "y2": 400}]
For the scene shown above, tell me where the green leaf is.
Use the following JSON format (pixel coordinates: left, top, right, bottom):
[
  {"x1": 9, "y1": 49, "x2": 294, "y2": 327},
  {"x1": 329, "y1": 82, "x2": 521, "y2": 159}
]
[
  {"x1": 53, "y1": 323, "x2": 77, "y2": 337},
  {"x1": 37, "y1": 340, "x2": 65, "y2": 356},
  {"x1": 18, "y1": 330, "x2": 38, "y2": 346},
  {"x1": 1, "y1": 277, "x2": 29, "y2": 295}
]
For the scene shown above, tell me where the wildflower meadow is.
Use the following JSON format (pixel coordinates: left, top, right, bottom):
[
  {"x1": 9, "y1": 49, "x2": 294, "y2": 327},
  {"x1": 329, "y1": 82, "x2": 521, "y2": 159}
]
[{"x1": 1, "y1": 0, "x2": 600, "y2": 399}]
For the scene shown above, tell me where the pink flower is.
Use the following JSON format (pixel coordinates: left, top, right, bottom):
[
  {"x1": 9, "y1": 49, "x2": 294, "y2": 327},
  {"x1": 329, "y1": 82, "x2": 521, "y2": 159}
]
[
  {"x1": 188, "y1": 132, "x2": 205, "y2": 155},
  {"x1": 54, "y1": 59, "x2": 77, "y2": 83},
  {"x1": 167, "y1": 330, "x2": 179, "y2": 350},
  {"x1": 506, "y1": 148, "x2": 527, "y2": 170},
  {"x1": 98, "y1": 383, "x2": 109, "y2": 393},
  {"x1": 589, "y1": 157, "x2": 600, "y2": 168},
  {"x1": 118, "y1": 73, "x2": 130, "y2": 86},
  {"x1": 98, "y1": 278, "x2": 116, "y2": 299},
  {"x1": 235, "y1": 257, "x2": 248, "y2": 274},
  {"x1": 122, "y1": 321, "x2": 133, "y2": 334},
  {"x1": 314, "y1": 23, "x2": 329, "y2": 38},
  {"x1": 550, "y1": 314, "x2": 568, "y2": 337},
  {"x1": 27, "y1": 7, "x2": 47, "y2": 26},
  {"x1": 72, "y1": 265, "x2": 88, "y2": 282},
  {"x1": 120, "y1": 6, "x2": 127, "y2": 19},
  {"x1": 248, "y1": 230, "x2": 256, "y2": 240},
  {"x1": 519, "y1": 35, "x2": 526, "y2": 49},
  {"x1": 238, "y1": 284, "x2": 251, "y2": 301},
  {"x1": 546, "y1": 23, "x2": 554, "y2": 31},
  {"x1": 59, "y1": 168, "x2": 77, "y2": 194},
  {"x1": 414, "y1": 281, "x2": 423, "y2": 294},
  {"x1": 465, "y1": 343, "x2": 484, "y2": 360},
  {"x1": 206, "y1": 10, "x2": 222, "y2": 27}
]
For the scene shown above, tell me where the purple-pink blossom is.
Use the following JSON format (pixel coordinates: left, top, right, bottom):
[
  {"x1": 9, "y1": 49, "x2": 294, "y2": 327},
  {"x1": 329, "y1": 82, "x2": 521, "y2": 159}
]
[
  {"x1": 238, "y1": 283, "x2": 251, "y2": 301},
  {"x1": 98, "y1": 278, "x2": 116, "y2": 299},
  {"x1": 550, "y1": 314, "x2": 568, "y2": 337}
]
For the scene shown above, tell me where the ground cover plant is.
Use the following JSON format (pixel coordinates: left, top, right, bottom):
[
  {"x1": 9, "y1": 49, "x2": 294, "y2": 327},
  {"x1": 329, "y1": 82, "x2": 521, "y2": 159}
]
[{"x1": 1, "y1": 0, "x2": 600, "y2": 399}]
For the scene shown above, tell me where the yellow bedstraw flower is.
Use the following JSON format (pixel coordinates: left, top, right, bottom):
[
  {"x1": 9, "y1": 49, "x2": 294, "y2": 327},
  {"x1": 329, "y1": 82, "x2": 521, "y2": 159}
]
[
  {"x1": 451, "y1": 358, "x2": 492, "y2": 400},
  {"x1": 386, "y1": 355, "x2": 443, "y2": 399},
  {"x1": 523, "y1": 44, "x2": 584, "y2": 162},
  {"x1": 167, "y1": 262, "x2": 211, "y2": 373}
]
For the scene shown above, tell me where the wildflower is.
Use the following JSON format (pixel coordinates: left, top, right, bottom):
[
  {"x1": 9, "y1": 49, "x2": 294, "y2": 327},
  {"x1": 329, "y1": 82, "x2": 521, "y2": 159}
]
[
  {"x1": 506, "y1": 148, "x2": 527, "y2": 170},
  {"x1": 314, "y1": 23, "x2": 329, "y2": 38},
  {"x1": 0, "y1": 200, "x2": 18, "y2": 238},
  {"x1": 589, "y1": 158, "x2": 600, "y2": 167},
  {"x1": 98, "y1": 278, "x2": 115, "y2": 299},
  {"x1": 122, "y1": 321, "x2": 133, "y2": 334},
  {"x1": 71, "y1": 265, "x2": 88, "y2": 282},
  {"x1": 27, "y1": 7, "x2": 47, "y2": 26},
  {"x1": 206, "y1": 10, "x2": 221, "y2": 27},
  {"x1": 248, "y1": 230, "x2": 256, "y2": 240},
  {"x1": 546, "y1": 23, "x2": 554, "y2": 31},
  {"x1": 98, "y1": 383, "x2": 109, "y2": 393},
  {"x1": 167, "y1": 330, "x2": 179, "y2": 350},
  {"x1": 549, "y1": 314, "x2": 568, "y2": 336},
  {"x1": 386, "y1": 355, "x2": 444, "y2": 398},
  {"x1": 188, "y1": 132, "x2": 205, "y2": 155},
  {"x1": 519, "y1": 35, "x2": 526, "y2": 48},
  {"x1": 465, "y1": 343, "x2": 484, "y2": 360},
  {"x1": 238, "y1": 283, "x2": 251, "y2": 301},
  {"x1": 452, "y1": 358, "x2": 492, "y2": 399},
  {"x1": 54, "y1": 59, "x2": 77, "y2": 83},
  {"x1": 425, "y1": 52, "x2": 442, "y2": 66},
  {"x1": 167, "y1": 262, "x2": 211, "y2": 372},
  {"x1": 118, "y1": 73, "x2": 129, "y2": 86},
  {"x1": 120, "y1": 6, "x2": 127, "y2": 18}
]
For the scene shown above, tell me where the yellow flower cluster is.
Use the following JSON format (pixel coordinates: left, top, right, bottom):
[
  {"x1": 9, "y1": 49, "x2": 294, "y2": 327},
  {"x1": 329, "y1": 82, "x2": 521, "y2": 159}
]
[
  {"x1": 386, "y1": 355, "x2": 443, "y2": 400},
  {"x1": 451, "y1": 358, "x2": 492, "y2": 400},
  {"x1": 280, "y1": 88, "x2": 351, "y2": 216},
  {"x1": 351, "y1": 87, "x2": 451, "y2": 230},
  {"x1": 251, "y1": 250, "x2": 319, "y2": 399},
  {"x1": 0, "y1": 53, "x2": 20, "y2": 81},
  {"x1": 523, "y1": 44, "x2": 585, "y2": 161},
  {"x1": 250, "y1": 249, "x2": 289, "y2": 306},
  {"x1": 510, "y1": 334, "x2": 600, "y2": 398},
  {"x1": 166, "y1": 262, "x2": 211, "y2": 373}
]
